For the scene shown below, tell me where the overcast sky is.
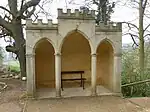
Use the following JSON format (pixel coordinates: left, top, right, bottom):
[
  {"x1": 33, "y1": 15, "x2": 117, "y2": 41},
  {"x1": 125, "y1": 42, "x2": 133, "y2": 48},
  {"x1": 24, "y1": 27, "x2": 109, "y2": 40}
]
[{"x1": 0, "y1": 0, "x2": 139, "y2": 47}]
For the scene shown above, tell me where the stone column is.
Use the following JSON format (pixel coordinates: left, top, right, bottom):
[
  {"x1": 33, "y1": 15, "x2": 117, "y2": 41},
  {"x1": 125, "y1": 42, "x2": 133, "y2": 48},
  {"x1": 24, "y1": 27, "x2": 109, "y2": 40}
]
[
  {"x1": 113, "y1": 53, "x2": 122, "y2": 93},
  {"x1": 91, "y1": 53, "x2": 97, "y2": 96},
  {"x1": 55, "y1": 53, "x2": 61, "y2": 97},
  {"x1": 26, "y1": 53, "x2": 35, "y2": 97}
]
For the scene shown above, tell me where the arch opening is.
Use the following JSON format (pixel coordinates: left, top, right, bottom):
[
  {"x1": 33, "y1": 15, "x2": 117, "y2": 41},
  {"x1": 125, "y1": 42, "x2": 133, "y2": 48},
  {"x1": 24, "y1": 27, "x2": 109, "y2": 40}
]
[
  {"x1": 96, "y1": 40, "x2": 114, "y2": 90},
  {"x1": 61, "y1": 31, "x2": 91, "y2": 89},
  {"x1": 35, "y1": 39, "x2": 55, "y2": 89}
]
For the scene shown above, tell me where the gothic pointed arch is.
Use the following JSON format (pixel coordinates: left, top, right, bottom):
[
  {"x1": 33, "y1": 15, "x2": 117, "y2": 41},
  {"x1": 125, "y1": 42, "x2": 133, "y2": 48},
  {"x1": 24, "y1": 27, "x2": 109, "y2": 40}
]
[
  {"x1": 34, "y1": 38, "x2": 55, "y2": 89},
  {"x1": 61, "y1": 30, "x2": 91, "y2": 88},
  {"x1": 96, "y1": 39, "x2": 114, "y2": 90}
]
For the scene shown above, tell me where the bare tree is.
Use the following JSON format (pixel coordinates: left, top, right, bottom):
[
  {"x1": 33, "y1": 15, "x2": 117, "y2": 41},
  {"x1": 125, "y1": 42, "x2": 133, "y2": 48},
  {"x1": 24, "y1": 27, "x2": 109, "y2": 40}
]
[
  {"x1": 0, "y1": 0, "x2": 42, "y2": 77},
  {"x1": 122, "y1": 0, "x2": 150, "y2": 73}
]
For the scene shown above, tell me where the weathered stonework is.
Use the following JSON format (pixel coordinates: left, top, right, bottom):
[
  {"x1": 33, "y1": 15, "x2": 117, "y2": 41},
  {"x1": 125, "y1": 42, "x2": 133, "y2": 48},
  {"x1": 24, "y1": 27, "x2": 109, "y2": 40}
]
[
  {"x1": 26, "y1": 9, "x2": 122, "y2": 97},
  {"x1": 57, "y1": 9, "x2": 95, "y2": 20}
]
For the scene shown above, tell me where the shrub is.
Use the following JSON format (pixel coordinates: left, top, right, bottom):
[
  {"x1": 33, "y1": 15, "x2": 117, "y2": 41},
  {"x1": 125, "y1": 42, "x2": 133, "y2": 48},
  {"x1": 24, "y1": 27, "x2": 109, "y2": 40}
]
[{"x1": 122, "y1": 45, "x2": 150, "y2": 97}]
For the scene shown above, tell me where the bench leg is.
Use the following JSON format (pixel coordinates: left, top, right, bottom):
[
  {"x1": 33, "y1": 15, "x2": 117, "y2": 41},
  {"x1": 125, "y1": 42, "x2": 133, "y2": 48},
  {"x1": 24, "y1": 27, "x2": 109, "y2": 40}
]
[
  {"x1": 83, "y1": 79, "x2": 85, "y2": 89},
  {"x1": 80, "y1": 73, "x2": 83, "y2": 87},
  {"x1": 61, "y1": 80, "x2": 64, "y2": 91},
  {"x1": 80, "y1": 80, "x2": 83, "y2": 87}
]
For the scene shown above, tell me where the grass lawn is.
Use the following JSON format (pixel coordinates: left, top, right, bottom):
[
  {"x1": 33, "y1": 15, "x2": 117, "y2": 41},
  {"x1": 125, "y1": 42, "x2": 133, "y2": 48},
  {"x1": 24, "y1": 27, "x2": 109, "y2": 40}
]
[{"x1": 7, "y1": 61, "x2": 20, "y2": 73}]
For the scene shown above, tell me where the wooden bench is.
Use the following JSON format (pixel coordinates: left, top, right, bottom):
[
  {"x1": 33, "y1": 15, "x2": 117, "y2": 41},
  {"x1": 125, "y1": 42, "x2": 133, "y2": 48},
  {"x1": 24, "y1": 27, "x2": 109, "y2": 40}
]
[{"x1": 61, "y1": 71, "x2": 86, "y2": 91}]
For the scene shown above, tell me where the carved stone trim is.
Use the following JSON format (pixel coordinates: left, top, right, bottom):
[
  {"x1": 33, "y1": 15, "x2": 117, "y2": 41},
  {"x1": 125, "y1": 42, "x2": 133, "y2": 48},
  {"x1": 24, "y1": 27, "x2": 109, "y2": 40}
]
[
  {"x1": 114, "y1": 53, "x2": 122, "y2": 57},
  {"x1": 91, "y1": 53, "x2": 97, "y2": 57},
  {"x1": 54, "y1": 53, "x2": 61, "y2": 56},
  {"x1": 26, "y1": 53, "x2": 35, "y2": 58}
]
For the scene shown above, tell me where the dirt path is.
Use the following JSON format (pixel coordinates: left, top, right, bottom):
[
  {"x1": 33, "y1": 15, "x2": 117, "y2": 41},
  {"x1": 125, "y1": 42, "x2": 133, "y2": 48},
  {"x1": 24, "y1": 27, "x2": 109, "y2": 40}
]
[
  {"x1": 0, "y1": 78, "x2": 150, "y2": 112},
  {"x1": 0, "y1": 78, "x2": 26, "y2": 112},
  {"x1": 128, "y1": 97, "x2": 150, "y2": 112}
]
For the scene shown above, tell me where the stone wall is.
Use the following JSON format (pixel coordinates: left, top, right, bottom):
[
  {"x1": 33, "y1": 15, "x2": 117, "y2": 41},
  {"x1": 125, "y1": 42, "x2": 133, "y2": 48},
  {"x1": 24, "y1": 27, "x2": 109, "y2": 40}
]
[{"x1": 26, "y1": 8, "x2": 122, "y2": 93}]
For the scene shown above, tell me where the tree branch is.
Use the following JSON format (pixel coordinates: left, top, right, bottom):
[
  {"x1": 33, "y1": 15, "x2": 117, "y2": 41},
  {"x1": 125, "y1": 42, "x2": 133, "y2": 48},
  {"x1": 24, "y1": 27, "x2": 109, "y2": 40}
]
[
  {"x1": 0, "y1": 33, "x2": 8, "y2": 38},
  {"x1": 122, "y1": 22, "x2": 139, "y2": 30},
  {"x1": 19, "y1": 0, "x2": 41, "y2": 16},
  {"x1": 3, "y1": 36, "x2": 12, "y2": 43},
  {"x1": 144, "y1": 24, "x2": 150, "y2": 32},
  {"x1": 5, "y1": 45, "x2": 18, "y2": 54},
  {"x1": 21, "y1": 6, "x2": 36, "y2": 19},
  {"x1": 0, "y1": 16, "x2": 13, "y2": 33},
  {"x1": 143, "y1": 0, "x2": 148, "y2": 11},
  {"x1": 8, "y1": 0, "x2": 18, "y2": 16},
  {"x1": 144, "y1": 33, "x2": 150, "y2": 38},
  {"x1": 0, "y1": 6, "x2": 14, "y2": 17},
  {"x1": 93, "y1": 0, "x2": 99, "y2": 5},
  {"x1": 20, "y1": 0, "x2": 24, "y2": 12},
  {"x1": 0, "y1": 27, "x2": 12, "y2": 38},
  {"x1": 124, "y1": 32, "x2": 139, "y2": 46}
]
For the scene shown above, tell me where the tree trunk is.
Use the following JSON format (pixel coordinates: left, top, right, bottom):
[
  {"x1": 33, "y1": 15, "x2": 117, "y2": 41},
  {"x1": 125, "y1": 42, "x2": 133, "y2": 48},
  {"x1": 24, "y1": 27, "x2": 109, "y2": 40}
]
[
  {"x1": 139, "y1": 0, "x2": 145, "y2": 74},
  {"x1": 0, "y1": 0, "x2": 42, "y2": 78},
  {"x1": 12, "y1": 20, "x2": 26, "y2": 77},
  {"x1": 18, "y1": 45, "x2": 26, "y2": 77}
]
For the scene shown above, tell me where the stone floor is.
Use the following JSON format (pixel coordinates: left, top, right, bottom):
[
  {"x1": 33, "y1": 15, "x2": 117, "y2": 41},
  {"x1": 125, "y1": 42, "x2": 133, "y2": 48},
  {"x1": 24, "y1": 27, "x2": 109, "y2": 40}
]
[
  {"x1": 36, "y1": 85, "x2": 116, "y2": 99},
  {"x1": 25, "y1": 96, "x2": 149, "y2": 112}
]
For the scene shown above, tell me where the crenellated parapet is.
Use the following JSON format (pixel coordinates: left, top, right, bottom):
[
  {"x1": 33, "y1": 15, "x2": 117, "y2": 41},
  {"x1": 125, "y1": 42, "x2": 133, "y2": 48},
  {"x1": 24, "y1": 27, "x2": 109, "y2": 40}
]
[
  {"x1": 96, "y1": 22, "x2": 122, "y2": 32},
  {"x1": 57, "y1": 9, "x2": 95, "y2": 20},
  {"x1": 26, "y1": 9, "x2": 122, "y2": 32},
  {"x1": 26, "y1": 19, "x2": 58, "y2": 30}
]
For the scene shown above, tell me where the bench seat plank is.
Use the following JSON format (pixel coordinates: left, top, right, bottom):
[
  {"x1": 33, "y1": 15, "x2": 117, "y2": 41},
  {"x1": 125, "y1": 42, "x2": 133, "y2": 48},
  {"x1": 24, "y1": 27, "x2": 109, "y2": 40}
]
[
  {"x1": 62, "y1": 78, "x2": 86, "y2": 81},
  {"x1": 61, "y1": 71, "x2": 84, "y2": 74},
  {"x1": 61, "y1": 71, "x2": 86, "y2": 90}
]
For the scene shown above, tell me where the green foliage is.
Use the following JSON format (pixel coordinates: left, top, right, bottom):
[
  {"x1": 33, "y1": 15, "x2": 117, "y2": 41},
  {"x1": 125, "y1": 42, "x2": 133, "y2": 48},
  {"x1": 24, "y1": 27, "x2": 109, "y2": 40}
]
[
  {"x1": 122, "y1": 45, "x2": 150, "y2": 97},
  {"x1": 0, "y1": 47, "x2": 4, "y2": 60},
  {"x1": 93, "y1": 0, "x2": 115, "y2": 24},
  {"x1": 8, "y1": 61, "x2": 20, "y2": 73},
  {"x1": 0, "y1": 47, "x2": 5, "y2": 65}
]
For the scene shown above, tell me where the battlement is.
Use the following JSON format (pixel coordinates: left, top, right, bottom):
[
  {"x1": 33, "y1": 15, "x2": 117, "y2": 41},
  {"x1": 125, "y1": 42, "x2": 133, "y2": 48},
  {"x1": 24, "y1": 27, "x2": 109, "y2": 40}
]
[
  {"x1": 96, "y1": 22, "x2": 122, "y2": 32},
  {"x1": 26, "y1": 19, "x2": 58, "y2": 30},
  {"x1": 57, "y1": 9, "x2": 95, "y2": 20}
]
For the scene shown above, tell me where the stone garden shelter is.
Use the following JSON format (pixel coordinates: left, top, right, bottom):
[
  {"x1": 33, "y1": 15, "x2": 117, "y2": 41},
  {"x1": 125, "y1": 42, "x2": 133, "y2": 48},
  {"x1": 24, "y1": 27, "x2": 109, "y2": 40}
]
[{"x1": 26, "y1": 9, "x2": 122, "y2": 98}]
